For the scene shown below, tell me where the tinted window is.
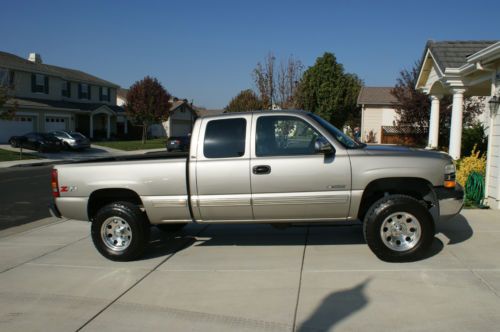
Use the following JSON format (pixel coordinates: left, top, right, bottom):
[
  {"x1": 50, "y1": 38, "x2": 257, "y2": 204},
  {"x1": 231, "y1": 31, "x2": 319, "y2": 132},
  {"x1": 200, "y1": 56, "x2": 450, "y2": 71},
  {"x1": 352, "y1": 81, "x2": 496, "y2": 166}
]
[
  {"x1": 256, "y1": 116, "x2": 321, "y2": 157},
  {"x1": 204, "y1": 118, "x2": 246, "y2": 158}
]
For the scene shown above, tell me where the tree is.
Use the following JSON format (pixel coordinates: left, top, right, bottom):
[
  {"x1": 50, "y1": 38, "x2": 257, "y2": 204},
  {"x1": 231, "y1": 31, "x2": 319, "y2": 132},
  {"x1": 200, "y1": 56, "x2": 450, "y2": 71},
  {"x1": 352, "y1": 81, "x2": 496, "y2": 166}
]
[
  {"x1": 253, "y1": 52, "x2": 276, "y2": 109},
  {"x1": 277, "y1": 55, "x2": 304, "y2": 109},
  {"x1": 391, "y1": 62, "x2": 484, "y2": 148},
  {"x1": 0, "y1": 86, "x2": 17, "y2": 120},
  {"x1": 295, "y1": 52, "x2": 362, "y2": 127},
  {"x1": 225, "y1": 89, "x2": 263, "y2": 113},
  {"x1": 125, "y1": 76, "x2": 171, "y2": 143}
]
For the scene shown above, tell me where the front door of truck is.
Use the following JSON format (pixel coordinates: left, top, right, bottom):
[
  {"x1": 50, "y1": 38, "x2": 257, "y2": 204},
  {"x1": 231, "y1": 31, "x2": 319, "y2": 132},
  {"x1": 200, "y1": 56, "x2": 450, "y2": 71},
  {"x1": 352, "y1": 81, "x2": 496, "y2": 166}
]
[
  {"x1": 193, "y1": 115, "x2": 253, "y2": 221},
  {"x1": 250, "y1": 114, "x2": 351, "y2": 221}
]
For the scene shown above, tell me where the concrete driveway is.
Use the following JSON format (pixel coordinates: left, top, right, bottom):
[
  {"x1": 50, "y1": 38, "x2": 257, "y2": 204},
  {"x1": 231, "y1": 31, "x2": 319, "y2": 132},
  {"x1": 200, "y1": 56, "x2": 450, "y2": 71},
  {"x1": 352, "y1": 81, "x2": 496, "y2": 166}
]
[{"x1": 0, "y1": 209, "x2": 499, "y2": 331}]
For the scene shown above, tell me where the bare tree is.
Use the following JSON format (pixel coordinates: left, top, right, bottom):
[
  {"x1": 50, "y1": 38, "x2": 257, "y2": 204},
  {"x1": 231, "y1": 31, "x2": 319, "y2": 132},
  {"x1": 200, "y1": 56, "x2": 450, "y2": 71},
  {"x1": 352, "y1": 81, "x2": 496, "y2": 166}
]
[
  {"x1": 253, "y1": 52, "x2": 276, "y2": 109},
  {"x1": 277, "y1": 55, "x2": 303, "y2": 109}
]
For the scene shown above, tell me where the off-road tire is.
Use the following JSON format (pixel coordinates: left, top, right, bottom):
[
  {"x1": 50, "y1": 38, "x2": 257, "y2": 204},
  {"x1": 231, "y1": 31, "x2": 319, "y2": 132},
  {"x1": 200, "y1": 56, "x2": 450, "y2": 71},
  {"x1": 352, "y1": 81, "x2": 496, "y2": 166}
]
[
  {"x1": 91, "y1": 201, "x2": 150, "y2": 261},
  {"x1": 363, "y1": 194, "x2": 435, "y2": 262}
]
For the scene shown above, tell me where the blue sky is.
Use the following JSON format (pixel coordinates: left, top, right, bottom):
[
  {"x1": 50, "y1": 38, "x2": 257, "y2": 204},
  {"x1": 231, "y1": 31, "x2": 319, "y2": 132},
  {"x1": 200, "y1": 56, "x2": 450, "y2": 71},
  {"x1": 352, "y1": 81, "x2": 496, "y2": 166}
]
[{"x1": 2, "y1": 0, "x2": 499, "y2": 109}]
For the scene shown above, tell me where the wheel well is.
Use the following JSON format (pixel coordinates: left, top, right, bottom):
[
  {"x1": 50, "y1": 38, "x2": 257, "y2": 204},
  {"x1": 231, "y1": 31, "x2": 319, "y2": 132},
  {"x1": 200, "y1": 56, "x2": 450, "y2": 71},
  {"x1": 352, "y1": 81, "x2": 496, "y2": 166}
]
[
  {"x1": 88, "y1": 188, "x2": 144, "y2": 222},
  {"x1": 357, "y1": 178, "x2": 436, "y2": 221}
]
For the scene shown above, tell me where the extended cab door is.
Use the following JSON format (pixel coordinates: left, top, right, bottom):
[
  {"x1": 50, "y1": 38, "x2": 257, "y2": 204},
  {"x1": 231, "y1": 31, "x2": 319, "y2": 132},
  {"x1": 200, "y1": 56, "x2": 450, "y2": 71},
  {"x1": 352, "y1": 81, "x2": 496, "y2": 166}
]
[
  {"x1": 191, "y1": 114, "x2": 253, "y2": 221},
  {"x1": 250, "y1": 114, "x2": 351, "y2": 221}
]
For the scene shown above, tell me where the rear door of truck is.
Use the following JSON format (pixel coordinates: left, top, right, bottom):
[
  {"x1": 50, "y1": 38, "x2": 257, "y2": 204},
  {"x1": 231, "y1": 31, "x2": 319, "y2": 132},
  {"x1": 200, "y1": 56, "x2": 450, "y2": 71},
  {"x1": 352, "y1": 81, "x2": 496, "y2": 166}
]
[{"x1": 190, "y1": 114, "x2": 253, "y2": 221}]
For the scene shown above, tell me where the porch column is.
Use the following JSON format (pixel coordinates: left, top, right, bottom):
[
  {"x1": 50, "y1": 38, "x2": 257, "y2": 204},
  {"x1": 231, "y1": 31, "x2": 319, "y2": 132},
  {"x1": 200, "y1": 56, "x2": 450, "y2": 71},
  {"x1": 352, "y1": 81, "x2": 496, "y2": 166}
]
[
  {"x1": 106, "y1": 114, "x2": 111, "y2": 139},
  {"x1": 89, "y1": 114, "x2": 94, "y2": 139},
  {"x1": 427, "y1": 94, "x2": 442, "y2": 149},
  {"x1": 448, "y1": 89, "x2": 466, "y2": 160}
]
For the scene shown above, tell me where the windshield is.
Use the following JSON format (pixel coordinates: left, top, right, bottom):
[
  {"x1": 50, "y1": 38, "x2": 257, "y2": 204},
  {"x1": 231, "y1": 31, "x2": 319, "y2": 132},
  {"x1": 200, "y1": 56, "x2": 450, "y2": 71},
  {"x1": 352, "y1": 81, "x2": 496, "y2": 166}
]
[
  {"x1": 53, "y1": 131, "x2": 72, "y2": 138},
  {"x1": 307, "y1": 113, "x2": 364, "y2": 149},
  {"x1": 70, "y1": 132, "x2": 86, "y2": 139}
]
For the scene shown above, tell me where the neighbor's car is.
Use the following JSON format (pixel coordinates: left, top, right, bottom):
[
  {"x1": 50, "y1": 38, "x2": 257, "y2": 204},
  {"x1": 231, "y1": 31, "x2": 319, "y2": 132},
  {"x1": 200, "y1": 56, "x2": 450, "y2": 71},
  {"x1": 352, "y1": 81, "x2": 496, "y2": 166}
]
[
  {"x1": 9, "y1": 132, "x2": 62, "y2": 152},
  {"x1": 166, "y1": 135, "x2": 190, "y2": 152},
  {"x1": 51, "y1": 131, "x2": 91, "y2": 150}
]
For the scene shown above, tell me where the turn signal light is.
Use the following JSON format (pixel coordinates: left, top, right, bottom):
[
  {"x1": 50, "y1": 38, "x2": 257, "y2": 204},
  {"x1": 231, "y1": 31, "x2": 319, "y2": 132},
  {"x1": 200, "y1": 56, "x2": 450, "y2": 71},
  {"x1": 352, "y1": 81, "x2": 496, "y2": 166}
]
[
  {"x1": 51, "y1": 169, "x2": 59, "y2": 198},
  {"x1": 444, "y1": 180, "x2": 456, "y2": 188}
]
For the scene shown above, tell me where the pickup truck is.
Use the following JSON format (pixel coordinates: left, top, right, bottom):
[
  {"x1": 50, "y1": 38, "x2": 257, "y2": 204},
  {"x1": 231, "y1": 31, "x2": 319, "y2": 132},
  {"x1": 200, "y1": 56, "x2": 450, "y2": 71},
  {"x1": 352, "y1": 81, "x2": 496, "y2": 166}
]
[{"x1": 51, "y1": 110, "x2": 463, "y2": 262}]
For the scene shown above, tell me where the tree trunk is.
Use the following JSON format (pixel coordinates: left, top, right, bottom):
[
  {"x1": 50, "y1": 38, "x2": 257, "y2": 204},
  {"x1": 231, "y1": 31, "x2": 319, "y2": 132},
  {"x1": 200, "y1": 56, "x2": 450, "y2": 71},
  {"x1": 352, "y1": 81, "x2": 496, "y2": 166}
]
[{"x1": 142, "y1": 123, "x2": 148, "y2": 144}]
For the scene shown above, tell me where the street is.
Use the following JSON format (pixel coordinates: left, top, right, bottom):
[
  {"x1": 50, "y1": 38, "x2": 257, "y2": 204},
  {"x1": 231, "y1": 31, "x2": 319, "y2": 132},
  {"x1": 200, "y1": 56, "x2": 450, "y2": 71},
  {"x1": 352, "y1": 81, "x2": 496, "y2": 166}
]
[{"x1": 0, "y1": 165, "x2": 52, "y2": 230}]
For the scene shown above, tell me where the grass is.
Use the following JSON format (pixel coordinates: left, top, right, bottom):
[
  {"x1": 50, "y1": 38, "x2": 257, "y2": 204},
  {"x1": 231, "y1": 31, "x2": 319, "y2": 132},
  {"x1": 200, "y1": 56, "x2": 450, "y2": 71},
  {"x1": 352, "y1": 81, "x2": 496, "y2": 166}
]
[
  {"x1": 0, "y1": 148, "x2": 40, "y2": 162},
  {"x1": 93, "y1": 138, "x2": 166, "y2": 151}
]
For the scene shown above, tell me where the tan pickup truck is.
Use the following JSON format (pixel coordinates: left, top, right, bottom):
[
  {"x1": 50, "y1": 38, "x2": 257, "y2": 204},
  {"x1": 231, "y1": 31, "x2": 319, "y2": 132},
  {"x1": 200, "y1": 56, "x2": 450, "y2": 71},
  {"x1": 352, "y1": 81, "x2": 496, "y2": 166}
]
[{"x1": 51, "y1": 110, "x2": 463, "y2": 262}]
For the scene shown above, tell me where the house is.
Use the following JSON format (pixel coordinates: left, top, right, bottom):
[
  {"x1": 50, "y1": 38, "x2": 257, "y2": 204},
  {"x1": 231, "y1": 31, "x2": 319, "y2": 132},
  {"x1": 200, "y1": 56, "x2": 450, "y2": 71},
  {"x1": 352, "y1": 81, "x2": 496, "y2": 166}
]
[
  {"x1": 357, "y1": 87, "x2": 400, "y2": 143},
  {"x1": 0, "y1": 51, "x2": 125, "y2": 142},
  {"x1": 415, "y1": 40, "x2": 500, "y2": 209},
  {"x1": 148, "y1": 98, "x2": 198, "y2": 138}
]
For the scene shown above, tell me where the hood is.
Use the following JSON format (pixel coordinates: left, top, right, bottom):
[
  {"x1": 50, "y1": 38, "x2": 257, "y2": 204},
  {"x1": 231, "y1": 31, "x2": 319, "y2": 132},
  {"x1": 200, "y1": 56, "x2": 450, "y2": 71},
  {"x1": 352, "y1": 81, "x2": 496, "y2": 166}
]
[{"x1": 361, "y1": 144, "x2": 451, "y2": 160}]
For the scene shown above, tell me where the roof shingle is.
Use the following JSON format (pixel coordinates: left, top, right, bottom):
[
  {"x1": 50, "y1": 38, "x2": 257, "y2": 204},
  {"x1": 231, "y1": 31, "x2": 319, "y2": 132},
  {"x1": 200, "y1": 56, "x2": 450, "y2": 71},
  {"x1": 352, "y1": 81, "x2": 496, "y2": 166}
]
[
  {"x1": 357, "y1": 87, "x2": 397, "y2": 105},
  {"x1": 426, "y1": 40, "x2": 498, "y2": 70}
]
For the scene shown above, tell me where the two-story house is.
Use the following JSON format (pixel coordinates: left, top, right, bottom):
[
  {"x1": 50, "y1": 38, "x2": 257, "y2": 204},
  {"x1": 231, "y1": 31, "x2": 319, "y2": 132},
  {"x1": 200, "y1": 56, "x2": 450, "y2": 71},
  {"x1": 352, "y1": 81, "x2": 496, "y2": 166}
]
[{"x1": 0, "y1": 51, "x2": 127, "y2": 142}]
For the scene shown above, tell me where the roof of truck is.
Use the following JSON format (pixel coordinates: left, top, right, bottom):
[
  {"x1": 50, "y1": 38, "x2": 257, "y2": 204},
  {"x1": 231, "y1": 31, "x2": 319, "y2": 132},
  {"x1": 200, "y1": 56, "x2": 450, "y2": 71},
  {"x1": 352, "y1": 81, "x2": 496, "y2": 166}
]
[{"x1": 201, "y1": 109, "x2": 309, "y2": 119}]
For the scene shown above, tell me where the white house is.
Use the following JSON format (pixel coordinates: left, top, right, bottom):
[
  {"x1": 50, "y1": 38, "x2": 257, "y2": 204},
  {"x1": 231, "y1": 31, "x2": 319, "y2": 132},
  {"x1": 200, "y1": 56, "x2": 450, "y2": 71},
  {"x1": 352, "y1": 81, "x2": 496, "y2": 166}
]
[
  {"x1": 149, "y1": 99, "x2": 198, "y2": 138},
  {"x1": 357, "y1": 87, "x2": 399, "y2": 143},
  {"x1": 415, "y1": 40, "x2": 500, "y2": 209}
]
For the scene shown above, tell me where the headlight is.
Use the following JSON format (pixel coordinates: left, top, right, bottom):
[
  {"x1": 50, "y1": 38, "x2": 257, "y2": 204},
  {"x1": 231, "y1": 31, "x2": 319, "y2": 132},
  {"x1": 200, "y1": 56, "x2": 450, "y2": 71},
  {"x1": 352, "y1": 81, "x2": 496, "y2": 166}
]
[{"x1": 444, "y1": 163, "x2": 456, "y2": 188}]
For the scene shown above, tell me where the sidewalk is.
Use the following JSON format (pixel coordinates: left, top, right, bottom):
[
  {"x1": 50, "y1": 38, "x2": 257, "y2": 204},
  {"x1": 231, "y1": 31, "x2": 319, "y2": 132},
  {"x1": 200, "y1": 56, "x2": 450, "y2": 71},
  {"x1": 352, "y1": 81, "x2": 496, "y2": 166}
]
[
  {"x1": 0, "y1": 209, "x2": 499, "y2": 331},
  {"x1": 0, "y1": 144, "x2": 167, "y2": 168}
]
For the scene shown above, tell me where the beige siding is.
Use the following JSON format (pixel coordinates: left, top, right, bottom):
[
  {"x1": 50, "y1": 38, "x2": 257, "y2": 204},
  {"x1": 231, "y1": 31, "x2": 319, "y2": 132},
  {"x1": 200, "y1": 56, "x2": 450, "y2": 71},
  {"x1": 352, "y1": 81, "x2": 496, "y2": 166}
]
[{"x1": 361, "y1": 105, "x2": 397, "y2": 143}]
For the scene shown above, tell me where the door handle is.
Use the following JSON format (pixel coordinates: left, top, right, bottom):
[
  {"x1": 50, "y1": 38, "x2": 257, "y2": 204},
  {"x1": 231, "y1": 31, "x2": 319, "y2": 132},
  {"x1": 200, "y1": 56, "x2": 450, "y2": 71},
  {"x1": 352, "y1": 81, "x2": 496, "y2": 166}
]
[{"x1": 253, "y1": 165, "x2": 271, "y2": 175}]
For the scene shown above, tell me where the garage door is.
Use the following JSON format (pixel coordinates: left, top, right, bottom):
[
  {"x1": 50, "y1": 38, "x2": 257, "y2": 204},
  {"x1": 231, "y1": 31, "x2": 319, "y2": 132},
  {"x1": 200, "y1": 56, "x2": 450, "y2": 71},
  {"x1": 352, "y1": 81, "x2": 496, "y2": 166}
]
[
  {"x1": 45, "y1": 117, "x2": 67, "y2": 132},
  {"x1": 0, "y1": 116, "x2": 35, "y2": 143}
]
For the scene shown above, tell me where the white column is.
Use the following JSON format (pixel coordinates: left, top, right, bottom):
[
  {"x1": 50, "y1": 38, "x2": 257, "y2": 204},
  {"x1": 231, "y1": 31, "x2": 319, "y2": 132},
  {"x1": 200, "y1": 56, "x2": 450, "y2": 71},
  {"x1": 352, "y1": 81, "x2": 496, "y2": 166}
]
[
  {"x1": 106, "y1": 114, "x2": 111, "y2": 139},
  {"x1": 89, "y1": 114, "x2": 94, "y2": 139},
  {"x1": 448, "y1": 89, "x2": 466, "y2": 160},
  {"x1": 427, "y1": 95, "x2": 441, "y2": 149}
]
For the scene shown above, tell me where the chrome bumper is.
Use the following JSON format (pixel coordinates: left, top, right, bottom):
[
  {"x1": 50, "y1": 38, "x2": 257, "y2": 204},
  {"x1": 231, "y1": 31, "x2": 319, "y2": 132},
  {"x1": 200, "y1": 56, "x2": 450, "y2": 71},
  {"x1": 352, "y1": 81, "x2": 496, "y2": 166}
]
[{"x1": 436, "y1": 184, "x2": 464, "y2": 221}]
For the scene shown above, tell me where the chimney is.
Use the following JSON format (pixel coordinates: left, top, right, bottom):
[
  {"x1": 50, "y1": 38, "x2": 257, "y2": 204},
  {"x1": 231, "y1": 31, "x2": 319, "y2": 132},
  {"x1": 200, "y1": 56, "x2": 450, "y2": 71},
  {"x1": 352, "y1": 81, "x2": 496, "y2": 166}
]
[{"x1": 28, "y1": 53, "x2": 42, "y2": 64}]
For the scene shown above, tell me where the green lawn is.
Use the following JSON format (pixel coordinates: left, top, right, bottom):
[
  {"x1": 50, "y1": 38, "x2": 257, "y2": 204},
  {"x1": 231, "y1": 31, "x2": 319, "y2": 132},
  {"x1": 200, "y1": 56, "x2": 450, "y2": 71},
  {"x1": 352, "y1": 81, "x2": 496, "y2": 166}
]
[
  {"x1": 0, "y1": 149, "x2": 40, "y2": 162},
  {"x1": 93, "y1": 139, "x2": 166, "y2": 151}
]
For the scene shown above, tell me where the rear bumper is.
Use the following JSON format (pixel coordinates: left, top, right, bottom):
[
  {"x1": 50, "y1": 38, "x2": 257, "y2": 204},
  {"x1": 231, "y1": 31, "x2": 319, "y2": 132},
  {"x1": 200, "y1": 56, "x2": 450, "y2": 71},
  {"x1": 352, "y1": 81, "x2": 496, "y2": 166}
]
[
  {"x1": 49, "y1": 202, "x2": 62, "y2": 218},
  {"x1": 435, "y1": 184, "x2": 464, "y2": 221}
]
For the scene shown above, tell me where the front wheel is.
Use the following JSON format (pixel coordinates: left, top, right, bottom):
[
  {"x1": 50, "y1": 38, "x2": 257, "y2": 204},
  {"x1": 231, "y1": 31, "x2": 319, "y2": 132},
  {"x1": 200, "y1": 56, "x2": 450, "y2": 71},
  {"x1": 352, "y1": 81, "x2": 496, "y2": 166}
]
[
  {"x1": 91, "y1": 201, "x2": 150, "y2": 261},
  {"x1": 363, "y1": 195, "x2": 435, "y2": 262}
]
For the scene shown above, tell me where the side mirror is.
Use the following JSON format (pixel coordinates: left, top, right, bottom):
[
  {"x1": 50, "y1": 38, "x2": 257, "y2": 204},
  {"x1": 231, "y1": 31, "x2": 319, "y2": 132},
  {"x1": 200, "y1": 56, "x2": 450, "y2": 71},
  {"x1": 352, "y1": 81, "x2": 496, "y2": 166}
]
[{"x1": 315, "y1": 137, "x2": 335, "y2": 155}]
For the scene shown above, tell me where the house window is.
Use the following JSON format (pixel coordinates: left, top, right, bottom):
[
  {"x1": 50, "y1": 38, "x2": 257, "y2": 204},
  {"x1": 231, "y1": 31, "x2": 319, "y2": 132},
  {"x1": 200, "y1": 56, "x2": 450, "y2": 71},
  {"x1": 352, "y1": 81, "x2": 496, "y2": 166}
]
[
  {"x1": 0, "y1": 68, "x2": 13, "y2": 87},
  {"x1": 31, "y1": 73, "x2": 49, "y2": 93},
  {"x1": 100, "y1": 86, "x2": 110, "y2": 102},
  {"x1": 79, "y1": 83, "x2": 91, "y2": 100},
  {"x1": 61, "y1": 81, "x2": 71, "y2": 97}
]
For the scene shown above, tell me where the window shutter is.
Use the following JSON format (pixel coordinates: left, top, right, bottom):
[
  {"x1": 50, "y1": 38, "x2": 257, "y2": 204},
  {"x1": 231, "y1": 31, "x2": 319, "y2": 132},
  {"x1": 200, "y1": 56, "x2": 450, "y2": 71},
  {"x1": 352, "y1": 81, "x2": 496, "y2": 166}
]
[
  {"x1": 31, "y1": 74, "x2": 36, "y2": 92},
  {"x1": 44, "y1": 76, "x2": 49, "y2": 94},
  {"x1": 78, "y1": 83, "x2": 82, "y2": 99},
  {"x1": 88, "y1": 85, "x2": 91, "y2": 100},
  {"x1": 67, "y1": 82, "x2": 71, "y2": 98},
  {"x1": 108, "y1": 88, "x2": 111, "y2": 102},
  {"x1": 99, "y1": 87, "x2": 102, "y2": 101}
]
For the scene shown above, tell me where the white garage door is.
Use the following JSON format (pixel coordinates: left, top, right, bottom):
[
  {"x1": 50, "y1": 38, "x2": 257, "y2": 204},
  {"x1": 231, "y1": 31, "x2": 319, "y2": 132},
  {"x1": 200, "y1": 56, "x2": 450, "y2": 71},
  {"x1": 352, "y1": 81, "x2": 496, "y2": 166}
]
[
  {"x1": 45, "y1": 117, "x2": 67, "y2": 132},
  {"x1": 0, "y1": 116, "x2": 35, "y2": 143}
]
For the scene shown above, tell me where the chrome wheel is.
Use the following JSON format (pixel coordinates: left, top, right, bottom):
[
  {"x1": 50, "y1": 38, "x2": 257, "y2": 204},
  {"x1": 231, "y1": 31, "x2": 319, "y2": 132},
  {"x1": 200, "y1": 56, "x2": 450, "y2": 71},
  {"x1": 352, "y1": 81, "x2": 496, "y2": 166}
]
[
  {"x1": 101, "y1": 216, "x2": 132, "y2": 252},
  {"x1": 380, "y1": 212, "x2": 421, "y2": 252}
]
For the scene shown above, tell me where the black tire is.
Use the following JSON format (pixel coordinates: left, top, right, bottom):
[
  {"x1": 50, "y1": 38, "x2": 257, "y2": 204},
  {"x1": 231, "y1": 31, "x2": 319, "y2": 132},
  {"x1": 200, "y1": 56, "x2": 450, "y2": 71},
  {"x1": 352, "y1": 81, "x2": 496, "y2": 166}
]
[
  {"x1": 156, "y1": 223, "x2": 187, "y2": 233},
  {"x1": 9, "y1": 139, "x2": 18, "y2": 148},
  {"x1": 91, "y1": 201, "x2": 150, "y2": 261},
  {"x1": 363, "y1": 195, "x2": 435, "y2": 262}
]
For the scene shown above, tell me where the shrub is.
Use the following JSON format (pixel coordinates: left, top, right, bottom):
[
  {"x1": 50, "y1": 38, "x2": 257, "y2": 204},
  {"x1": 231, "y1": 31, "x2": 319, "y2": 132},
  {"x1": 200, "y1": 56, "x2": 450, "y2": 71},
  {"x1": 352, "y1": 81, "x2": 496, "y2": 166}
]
[
  {"x1": 456, "y1": 145, "x2": 486, "y2": 186},
  {"x1": 461, "y1": 123, "x2": 488, "y2": 157}
]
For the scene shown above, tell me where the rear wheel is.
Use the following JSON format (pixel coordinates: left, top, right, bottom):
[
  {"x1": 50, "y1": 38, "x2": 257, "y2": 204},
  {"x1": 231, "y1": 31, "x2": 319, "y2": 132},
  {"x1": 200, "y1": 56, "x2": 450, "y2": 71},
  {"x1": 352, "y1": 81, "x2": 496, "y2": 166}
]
[
  {"x1": 363, "y1": 195, "x2": 434, "y2": 262},
  {"x1": 9, "y1": 139, "x2": 18, "y2": 148},
  {"x1": 91, "y1": 201, "x2": 150, "y2": 261}
]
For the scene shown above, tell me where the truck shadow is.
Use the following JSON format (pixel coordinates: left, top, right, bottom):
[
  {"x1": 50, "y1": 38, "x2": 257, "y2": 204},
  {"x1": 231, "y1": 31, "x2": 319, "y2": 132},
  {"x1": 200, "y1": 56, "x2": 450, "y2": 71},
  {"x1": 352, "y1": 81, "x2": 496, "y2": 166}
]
[{"x1": 142, "y1": 214, "x2": 473, "y2": 261}]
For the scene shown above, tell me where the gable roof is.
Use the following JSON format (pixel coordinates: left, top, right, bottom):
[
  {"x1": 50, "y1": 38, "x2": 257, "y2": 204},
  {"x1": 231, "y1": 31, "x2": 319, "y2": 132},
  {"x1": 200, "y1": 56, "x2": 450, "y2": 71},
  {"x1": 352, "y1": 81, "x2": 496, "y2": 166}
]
[
  {"x1": 0, "y1": 51, "x2": 119, "y2": 88},
  {"x1": 7, "y1": 97, "x2": 125, "y2": 113},
  {"x1": 425, "y1": 40, "x2": 498, "y2": 70},
  {"x1": 357, "y1": 87, "x2": 397, "y2": 105}
]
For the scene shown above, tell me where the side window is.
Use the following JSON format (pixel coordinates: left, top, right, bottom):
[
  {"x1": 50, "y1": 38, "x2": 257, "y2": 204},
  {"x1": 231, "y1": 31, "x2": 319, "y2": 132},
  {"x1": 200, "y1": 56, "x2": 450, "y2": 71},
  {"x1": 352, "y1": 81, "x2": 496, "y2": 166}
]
[
  {"x1": 204, "y1": 118, "x2": 246, "y2": 158},
  {"x1": 256, "y1": 116, "x2": 321, "y2": 157}
]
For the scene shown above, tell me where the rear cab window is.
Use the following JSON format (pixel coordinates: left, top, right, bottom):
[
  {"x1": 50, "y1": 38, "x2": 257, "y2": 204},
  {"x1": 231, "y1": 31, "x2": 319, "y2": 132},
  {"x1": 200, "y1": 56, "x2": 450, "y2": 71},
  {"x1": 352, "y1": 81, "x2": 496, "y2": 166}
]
[{"x1": 203, "y1": 118, "x2": 247, "y2": 158}]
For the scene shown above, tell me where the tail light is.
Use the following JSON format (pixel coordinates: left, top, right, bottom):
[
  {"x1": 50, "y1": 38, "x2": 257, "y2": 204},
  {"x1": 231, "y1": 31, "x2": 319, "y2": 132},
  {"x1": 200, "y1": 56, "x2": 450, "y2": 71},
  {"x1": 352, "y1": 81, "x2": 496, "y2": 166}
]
[{"x1": 51, "y1": 168, "x2": 59, "y2": 198}]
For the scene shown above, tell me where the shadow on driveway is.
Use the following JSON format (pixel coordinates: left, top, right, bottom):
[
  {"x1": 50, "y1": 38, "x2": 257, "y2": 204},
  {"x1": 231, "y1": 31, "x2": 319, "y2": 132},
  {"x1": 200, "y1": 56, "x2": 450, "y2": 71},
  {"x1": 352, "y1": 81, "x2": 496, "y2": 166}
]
[{"x1": 297, "y1": 279, "x2": 371, "y2": 332}]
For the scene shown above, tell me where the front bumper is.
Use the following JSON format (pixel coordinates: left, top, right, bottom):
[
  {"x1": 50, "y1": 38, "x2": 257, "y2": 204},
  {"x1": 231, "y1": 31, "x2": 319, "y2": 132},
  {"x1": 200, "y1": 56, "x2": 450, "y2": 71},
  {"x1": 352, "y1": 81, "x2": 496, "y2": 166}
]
[{"x1": 435, "y1": 184, "x2": 464, "y2": 221}]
